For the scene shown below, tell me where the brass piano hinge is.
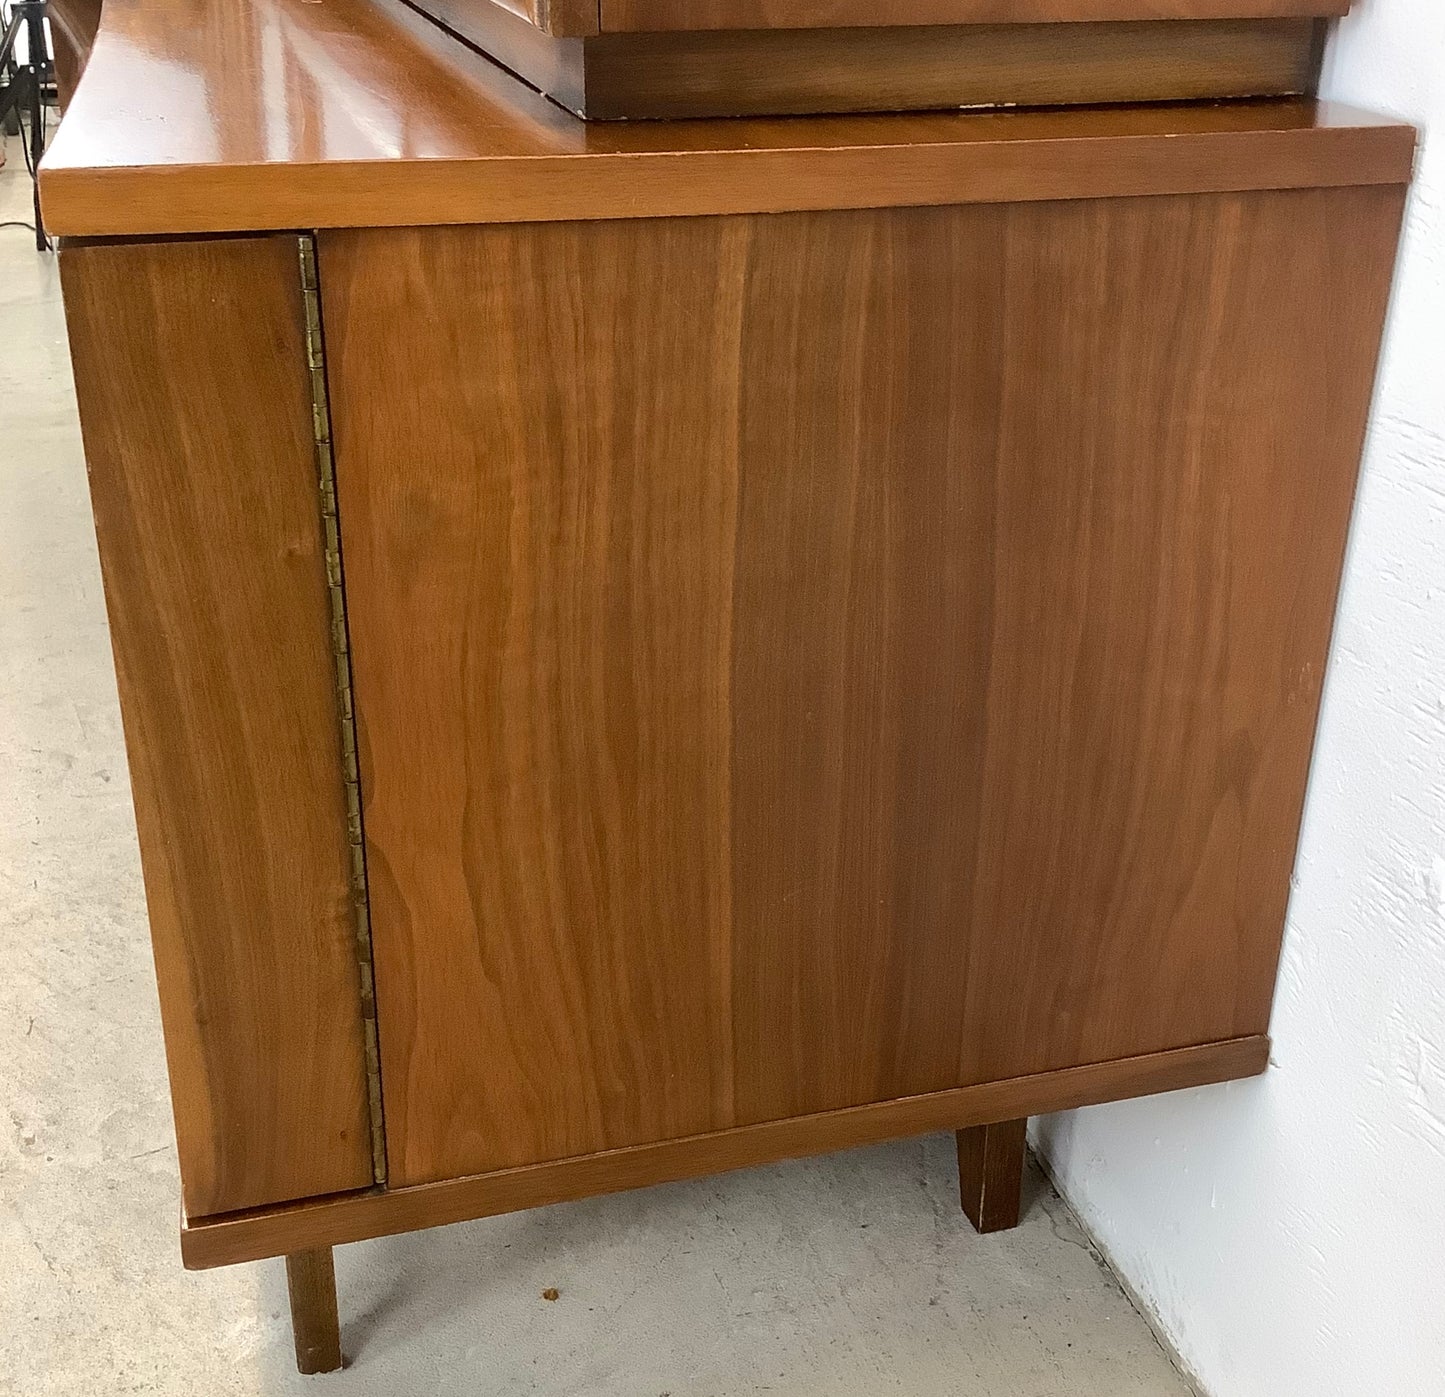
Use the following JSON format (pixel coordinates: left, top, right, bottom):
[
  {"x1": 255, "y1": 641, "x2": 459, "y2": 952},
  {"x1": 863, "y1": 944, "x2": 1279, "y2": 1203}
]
[{"x1": 298, "y1": 234, "x2": 388, "y2": 1189}]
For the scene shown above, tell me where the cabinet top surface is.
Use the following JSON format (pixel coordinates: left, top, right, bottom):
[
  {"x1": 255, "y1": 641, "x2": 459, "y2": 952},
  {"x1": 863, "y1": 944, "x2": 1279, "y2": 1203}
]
[{"x1": 40, "y1": 0, "x2": 1412, "y2": 238}]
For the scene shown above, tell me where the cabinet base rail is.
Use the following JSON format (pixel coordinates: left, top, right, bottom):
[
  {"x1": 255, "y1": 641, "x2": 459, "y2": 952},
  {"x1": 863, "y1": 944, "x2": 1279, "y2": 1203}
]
[{"x1": 192, "y1": 1035, "x2": 1267, "y2": 1271}]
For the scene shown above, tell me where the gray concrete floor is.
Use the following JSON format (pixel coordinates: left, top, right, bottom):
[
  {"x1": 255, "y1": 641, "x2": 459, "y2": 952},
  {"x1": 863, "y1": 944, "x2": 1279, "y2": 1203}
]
[{"x1": 0, "y1": 133, "x2": 1194, "y2": 1396}]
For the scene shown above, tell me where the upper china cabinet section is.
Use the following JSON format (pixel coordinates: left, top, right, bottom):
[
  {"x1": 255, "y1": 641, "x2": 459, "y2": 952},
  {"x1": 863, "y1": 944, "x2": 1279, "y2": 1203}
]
[
  {"x1": 515, "y1": 0, "x2": 1347, "y2": 36},
  {"x1": 418, "y1": 0, "x2": 1349, "y2": 118}
]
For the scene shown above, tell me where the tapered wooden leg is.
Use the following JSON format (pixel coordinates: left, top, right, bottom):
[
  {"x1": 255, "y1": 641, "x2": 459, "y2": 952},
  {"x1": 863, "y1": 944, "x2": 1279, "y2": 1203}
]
[
  {"x1": 285, "y1": 1248, "x2": 343, "y2": 1374},
  {"x1": 956, "y1": 1118, "x2": 1027, "y2": 1234}
]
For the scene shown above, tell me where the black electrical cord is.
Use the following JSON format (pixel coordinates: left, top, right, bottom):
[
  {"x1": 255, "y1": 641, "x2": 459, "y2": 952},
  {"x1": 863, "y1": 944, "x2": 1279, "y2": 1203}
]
[{"x1": 7, "y1": 123, "x2": 53, "y2": 247}]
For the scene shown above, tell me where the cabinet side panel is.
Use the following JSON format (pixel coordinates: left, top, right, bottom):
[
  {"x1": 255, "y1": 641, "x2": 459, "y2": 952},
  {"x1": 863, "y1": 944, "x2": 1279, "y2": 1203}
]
[
  {"x1": 961, "y1": 185, "x2": 1406, "y2": 1081},
  {"x1": 325, "y1": 186, "x2": 1401, "y2": 1185},
  {"x1": 60, "y1": 236, "x2": 375, "y2": 1215}
]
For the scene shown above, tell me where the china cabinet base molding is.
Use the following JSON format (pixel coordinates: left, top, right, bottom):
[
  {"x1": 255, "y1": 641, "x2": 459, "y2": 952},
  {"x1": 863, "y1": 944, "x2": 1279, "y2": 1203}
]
[{"x1": 43, "y1": 0, "x2": 1411, "y2": 1375}]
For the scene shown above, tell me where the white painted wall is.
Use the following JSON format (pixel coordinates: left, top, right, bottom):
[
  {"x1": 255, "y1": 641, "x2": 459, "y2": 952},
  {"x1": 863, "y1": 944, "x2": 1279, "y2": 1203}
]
[{"x1": 1032, "y1": 5, "x2": 1445, "y2": 1393}]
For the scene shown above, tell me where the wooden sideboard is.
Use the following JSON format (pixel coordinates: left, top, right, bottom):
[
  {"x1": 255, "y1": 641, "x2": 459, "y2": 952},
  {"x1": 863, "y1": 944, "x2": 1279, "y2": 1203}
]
[{"x1": 42, "y1": 0, "x2": 1411, "y2": 1373}]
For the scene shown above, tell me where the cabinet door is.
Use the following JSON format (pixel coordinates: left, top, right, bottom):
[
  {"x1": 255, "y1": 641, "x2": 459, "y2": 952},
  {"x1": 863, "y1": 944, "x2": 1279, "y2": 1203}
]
[
  {"x1": 321, "y1": 186, "x2": 1399, "y2": 1189},
  {"x1": 63, "y1": 237, "x2": 376, "y2": 1216}
]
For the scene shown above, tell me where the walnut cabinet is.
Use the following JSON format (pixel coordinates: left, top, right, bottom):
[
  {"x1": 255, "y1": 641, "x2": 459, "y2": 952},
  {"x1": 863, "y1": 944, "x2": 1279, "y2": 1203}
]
[{"x1": 41, "y1": 0, "x2": 1411, "y2": 1373}]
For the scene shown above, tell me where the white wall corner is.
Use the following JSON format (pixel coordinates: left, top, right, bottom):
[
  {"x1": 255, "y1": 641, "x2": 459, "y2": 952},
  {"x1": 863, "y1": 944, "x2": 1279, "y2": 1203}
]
[{"x1": 1031, "y1": 3, "x2": 1445, "y2": 1394}]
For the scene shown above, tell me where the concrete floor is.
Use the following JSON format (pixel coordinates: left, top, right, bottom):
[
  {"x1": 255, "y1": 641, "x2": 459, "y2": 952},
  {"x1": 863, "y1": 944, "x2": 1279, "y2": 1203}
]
[{"x1": 0, "y1": 135, "x2": 1195, "y2": 1396}]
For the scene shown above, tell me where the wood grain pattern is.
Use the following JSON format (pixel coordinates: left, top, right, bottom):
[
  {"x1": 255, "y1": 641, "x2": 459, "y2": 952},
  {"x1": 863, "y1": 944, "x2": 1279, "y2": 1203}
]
[
  {"x1": 325, "y1": 218, "x2": 749, "y2": 1185},
  {"x1": 181, "y1": 1037, "x2": 1269, "y2": 1268},
  {"x1": 574, "y1": 19, "x2": 1322, "y2": 119},
  {"x1": 322, "y1": 185, "x2": 1401, "y2": 1189},
  {"x1": 38, "y1": 0, "x2": 1412, "y2": 237},
  {"x1": 956, "y1": 1119, "x2": 1027, "y2": 1233},
  {"x1": 726, "y1": 205, "x2": 1002, "y2": 1124},
  {"x1": 60, "y1": 238, "x2": 374, "y2": 1216},
  {"x1": 960, "y1": 186, "x2": 1404, "y2": 1081},
  {"x1": 600, "y1": 0, "x2": 1347, "y2": 28}
]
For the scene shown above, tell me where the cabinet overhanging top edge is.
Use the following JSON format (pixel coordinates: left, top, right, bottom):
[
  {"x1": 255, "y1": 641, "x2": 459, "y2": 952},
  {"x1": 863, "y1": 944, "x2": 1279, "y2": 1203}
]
[{"x1": 39, "y1": 0, "x2": 1414, "y2": 237}]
